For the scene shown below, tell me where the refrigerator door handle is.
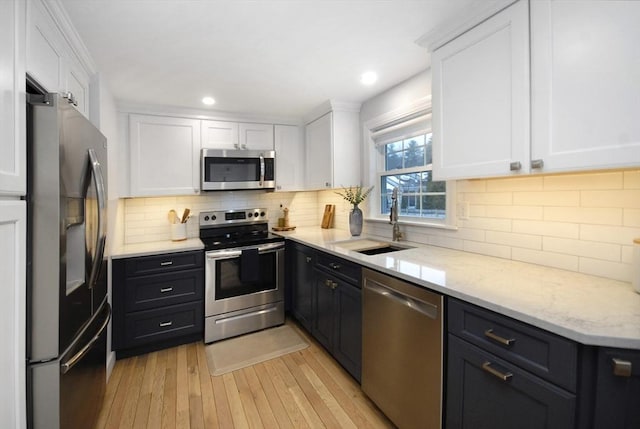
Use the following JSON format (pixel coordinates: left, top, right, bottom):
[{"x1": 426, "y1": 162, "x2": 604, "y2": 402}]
[
  {"x1": 60, "y1": 303, "x2": 111, "y2": 375},
  {"x1": 87, "y1": 149, "x2": 107, "y2": 289}
]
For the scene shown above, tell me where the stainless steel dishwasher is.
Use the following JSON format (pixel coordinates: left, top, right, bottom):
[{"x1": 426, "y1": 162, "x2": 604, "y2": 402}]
[{"x1": 362, "y1": 268, "x2": 443, "y2": 429}]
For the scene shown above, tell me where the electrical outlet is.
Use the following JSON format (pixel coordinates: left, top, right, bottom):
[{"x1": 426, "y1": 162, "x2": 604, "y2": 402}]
[{"x1": 457, "y1": 202, "x2": 470, "y2": 220}]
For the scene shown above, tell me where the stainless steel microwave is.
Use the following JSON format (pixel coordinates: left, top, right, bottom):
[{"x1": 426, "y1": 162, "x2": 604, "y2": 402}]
[{"x1": 201, "y1": 149, "x2": 275, "y2": 191}]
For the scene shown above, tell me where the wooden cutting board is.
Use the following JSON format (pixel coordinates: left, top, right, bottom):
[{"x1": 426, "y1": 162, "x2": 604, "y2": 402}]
[{"x1": 321, "y1": 204, "x2": 335, "y2": 229}]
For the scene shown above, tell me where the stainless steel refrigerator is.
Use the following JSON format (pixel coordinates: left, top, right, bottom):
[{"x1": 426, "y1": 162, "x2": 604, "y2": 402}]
[{"x1": 27, "y1": 93, "x2": 110, "y2": 429}]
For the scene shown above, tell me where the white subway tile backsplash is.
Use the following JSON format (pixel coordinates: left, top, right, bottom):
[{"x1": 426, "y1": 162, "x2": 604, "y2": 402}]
[
  {"x1": 512, "y1": 220, "x2": 580, "y2": 239},
  {"x1": 544, "y1": 206, "x2": 623, "y2": 225},
  {"x1": 119, "y1": 169, "x2": 640, "y2": 283},
  {"x1": 512, "y1": 248, "x2": 579, "y2": 272},
  {"x1": 543, "y1": 172, "x2": 623, "y2": 190},
  {"x1": 543, "y1": 237, "x2": 620, "y2": 262},
  {"x1": 513, "y1": 191, "x2": 580, "y2": 207}
]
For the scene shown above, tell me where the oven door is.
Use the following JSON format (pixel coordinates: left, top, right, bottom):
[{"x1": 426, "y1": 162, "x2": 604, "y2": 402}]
[{"x1": 205, "y1": 241, "x2": 284, "y2": 316}]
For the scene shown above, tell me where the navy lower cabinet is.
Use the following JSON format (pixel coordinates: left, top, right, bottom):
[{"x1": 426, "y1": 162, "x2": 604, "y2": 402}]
[
  {"x1": 288, "y1": 242, "x2": 362, "y2": 382},
  {"x1": 290, "y1": 242, "x2": 315, "y2": 332},
  {"x1": 446, "y1": 298, "x2": 579, "y2": 429},
  {"x1": 593, "y1": 347, "x2": 640, "y2": 429}
]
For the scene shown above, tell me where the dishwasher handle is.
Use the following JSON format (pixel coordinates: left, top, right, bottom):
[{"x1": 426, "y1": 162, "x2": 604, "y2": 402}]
[{"x1": 365, "y1": 278, "x2": 439, "y2": 320}]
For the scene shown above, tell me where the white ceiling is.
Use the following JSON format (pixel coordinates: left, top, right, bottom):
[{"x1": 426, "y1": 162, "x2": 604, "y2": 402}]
[{"x1": 60, "y1": 0, "x2": 485, "y2": 118}]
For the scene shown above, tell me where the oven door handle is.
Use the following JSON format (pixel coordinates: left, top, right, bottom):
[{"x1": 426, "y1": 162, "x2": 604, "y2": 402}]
[{"x1": 206, "y1": 242, "x2": 284, "y2": 260}]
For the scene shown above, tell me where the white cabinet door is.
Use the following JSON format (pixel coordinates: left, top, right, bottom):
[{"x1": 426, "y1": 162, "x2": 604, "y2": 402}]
[
  {"x1": 26, "y1": 0, "x2": 65, "y2": 93},
  {"x1": 129, "y1": 114, "x2": 201, "y2": 196},
  {"x1": 201, "y1": 120, "x2": 238, "y2": 150},
  {"x1": 239, "y1": 123, "x2": 274, "y2": 150},
  {"x1": 305, "y1": 112, "x2": 333, "y2": 190},
  {"x1": 0, "y1": 201, "x2": 27, "y2": 429},
  {"x1": 274, "y1": 125, "x2": 304, "y2": 191},
  {"x1": 63, "y1": 55, "x2": 90, "y2": 118},
  {"x1": 432, "y1": 0, "x2": 530, "y2": 180},
  {"x1": 0, "y1": 0, "x2": 26, "y2": 196},
  {"x1": 530, "y1": 0, "x2": 640, "y2": 173}
]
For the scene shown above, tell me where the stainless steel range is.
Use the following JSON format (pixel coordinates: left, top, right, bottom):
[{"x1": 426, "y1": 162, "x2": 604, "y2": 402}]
[{"x1": 200, "y1": 208, "x2": 285, "y2": 343}]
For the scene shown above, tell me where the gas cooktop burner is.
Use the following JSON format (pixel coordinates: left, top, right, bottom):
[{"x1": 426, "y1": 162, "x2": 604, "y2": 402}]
[{"x1": 199, "y1": 208, "x2": 283, "y2": 251}]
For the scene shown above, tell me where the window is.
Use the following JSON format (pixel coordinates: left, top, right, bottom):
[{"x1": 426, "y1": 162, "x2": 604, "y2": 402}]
[
  {"x1": 379, "y1": 132, "x2": 446, "y2": 219},
  {"x1": 368, "y1": 105, "x2": 454, "y2": 227}
]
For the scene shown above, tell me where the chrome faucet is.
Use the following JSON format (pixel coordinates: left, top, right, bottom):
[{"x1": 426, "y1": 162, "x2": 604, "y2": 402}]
[{"x1": 390, "y1": 187, "x2": 403, "y2": 241}]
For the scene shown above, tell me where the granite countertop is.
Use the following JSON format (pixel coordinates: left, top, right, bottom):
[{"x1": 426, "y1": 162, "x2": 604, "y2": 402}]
[
  {"x1": 277, "y1": 227, "x2": 640, "y2": 350},
  {"x1": 110, "y1": 238, "x2": 204, "y2": 259}
]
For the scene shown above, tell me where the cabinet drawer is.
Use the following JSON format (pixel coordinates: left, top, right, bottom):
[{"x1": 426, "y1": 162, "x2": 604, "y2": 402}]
[
  {"x1": 446, "y1": 335, "x2": 576, "y2": 429},
  {"x1": 125, "y1": 250, "x2": 203, "y2": 277},
  {"x1": 125, "y1": 268, "x2": 203, "y2": 312},
  {"x1": 124, "y1": 301, "x2": 203, "y2": 348},
  {"x1": 316, "y1": 252, "x2": 361, "y2": 285},
  {"x1": 448, "y1": 298, "x2": 578, "y2": 391}
]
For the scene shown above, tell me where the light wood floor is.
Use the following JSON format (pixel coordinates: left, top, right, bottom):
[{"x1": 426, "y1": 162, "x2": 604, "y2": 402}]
[{"x1": 96, "y1": 323, "x2": 395, "y2": 428}]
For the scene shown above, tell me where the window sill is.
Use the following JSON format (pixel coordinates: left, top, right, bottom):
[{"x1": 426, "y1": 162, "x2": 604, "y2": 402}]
[{"x1": 365, "y1": 217, "x2": 458, "y2": 231}]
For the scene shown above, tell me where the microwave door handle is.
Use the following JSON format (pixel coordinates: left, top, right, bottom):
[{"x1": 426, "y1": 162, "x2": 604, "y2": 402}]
[
  {"x1": 259, "y1": 154, "x2": 265, "y2": 186},
  {"x1": 87, "y1": 149, "x2": 107, "y2": 289}
]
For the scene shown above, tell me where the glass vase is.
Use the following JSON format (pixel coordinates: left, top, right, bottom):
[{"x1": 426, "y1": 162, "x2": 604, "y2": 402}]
[{"x1": 349, "y1": 204, "x2": 363, "y2": 236}]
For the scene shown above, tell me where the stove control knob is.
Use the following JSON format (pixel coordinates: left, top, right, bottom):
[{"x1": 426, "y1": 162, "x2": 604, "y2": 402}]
[
  {"x1": 204, "y1": 216, "x2": 209, "y2": 221},
  {"x1": 260, "y1": 211, "x2": 266, "y2": 217},
  {"x1": 248, "y1": 213, "x2": 253, "y2": 218},
  {"x1": 255, "y1": 212, "x2": 260, "y2": 218},
  {"x1": 212, "y1": 215, "x2": 217, "y2": 221}
]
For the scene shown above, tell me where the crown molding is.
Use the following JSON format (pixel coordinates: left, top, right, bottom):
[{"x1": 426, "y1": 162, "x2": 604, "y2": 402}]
[
  {"x1": 415, "y1": 0, "x2": 518, "y2": 52},
  {"x1": 304, "y1": 99, "x2": 362, "y2": 124}
]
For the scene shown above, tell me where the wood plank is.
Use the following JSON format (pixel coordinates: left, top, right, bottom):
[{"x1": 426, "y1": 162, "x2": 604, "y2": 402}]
[
  {"x1": 299, "y1": 347, "x2": 389, "y2": 429},
  {"x1": 132, "y1": 351, "x2": 157, "y2": 429},
  {"x1": 292, "y1": 351, "x2": 358, "y2": 429},
  {"x1": 161, "y1": 347, "x2": 177, "y2": 429},
  {"x1": 234, "y1": 369, "x2": 265, "y2": 428},
  {"x1": 211, "y1": 374, "x2": 234, "y2": 428},
  {"x1": 254, "y1": 361, "x2": 302, "y2": 429},
  {"x1": 103, "y1": 356, "x2": 136, "y2": 429},
  {"x1": 242, "y1": 366, "x2": 285, "y2": 428},
  {"x1": 118, "y1": 354, "x2": 147, "y2": 428},
  {"x1": 223, "y1": 372, "x2": 250, "y2": 428},
  {"x1": 95, "y1": 355, "x2": 125, "y2": 429},
  {"x1": 195, "y1": 342, "x2": 219, "y2": 428},
  {"x1": 282, "y1": 352, "x2": 342, "y2": 428},
  {"x1": 187, "y1": 343, "x2": 205, "y2": 429},
  {"x1": 175, "y1": 344, "x2": 190, "y2": 429},
  {"x1": 146, "y1": 348, "x2": 168, "y2": 429},
  {"x1": 269, "y1": 358, "x2": 325, "y2": 428}
]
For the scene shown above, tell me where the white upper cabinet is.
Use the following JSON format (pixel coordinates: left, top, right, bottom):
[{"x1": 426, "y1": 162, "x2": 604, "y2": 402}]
[
  {"x1": 27, "y1": 0, "x2": 91, "y2": 118},
  {"x1": 201, "y1": 120, "x2": 273, "y2": 151},
  {"x1": 239, "y1": 123, "x2": 274, "y2": 150},
  {"x1": 431, "y1": 0, "x2": 529, "y2": 180},
  {"x1": 274, "y1": 124, "x2": 304, "y2": 192},
  {"x1": 431, "y1": 0, "x2": 640, "y2": 180},
  {"x1": 0, "y1": 0, "x2": 26, "y2": 196},
  {"x1": 530, "y1": 0, "x2": 640, "y2": 173},
  {"x1": 304, "y1": 101, "x2": 361, "y2": 190},
  {"x1": 129, "y1": 114, "x2": 201, "y2": 196},
  {"x1": 201, "y1": 120, "x2": 238, "y2": 150}
]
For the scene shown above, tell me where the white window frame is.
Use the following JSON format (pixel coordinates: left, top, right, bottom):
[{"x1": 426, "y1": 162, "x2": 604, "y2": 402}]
[{"x1": 363, "y1": 96, "x2": 457, "y2": 229}]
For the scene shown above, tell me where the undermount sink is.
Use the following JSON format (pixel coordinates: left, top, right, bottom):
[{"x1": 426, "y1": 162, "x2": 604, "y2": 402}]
[
  {"x1": 356, "y1": 245, "x2": 409, "y2": 255},
  {"x1": 331, "y1": 238, "x2": 414, "y2": 255}
]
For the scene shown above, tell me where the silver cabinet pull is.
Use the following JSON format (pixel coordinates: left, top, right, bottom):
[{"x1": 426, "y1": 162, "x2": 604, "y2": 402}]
[
  {"x1": 306, "y1": 256, "x2": 312, "y2": 263},
  {"x1": 484, "y1": 329, "x2": 515, "y2": 346},
  {"x1": 509, "y1": 161, "x2": 522, "y2": 171},
  {"x1": 482, "y1": 361, "x2": 513, "y2": 381},
  {"x1": 160, "y1": 287, "x2": 173, "y2": 293},
  {"x1": 612, "y1": 358, "x2": 633, "y2": 377},
  {"x1": 325, "y1": 182, "x2": 331, "y2": 187},
  {"x1": 329, "y1": 263, "x2": 341, "y2": 270},
  {"x1": 160, "y1": 261, "x2": 173, "y2": 266},
  {"x1": 159, "y1": 321, "x2": 173, "y2": 327},
  {"x1": 531, "y1": 159, "x2": 544, "y2": 169}
]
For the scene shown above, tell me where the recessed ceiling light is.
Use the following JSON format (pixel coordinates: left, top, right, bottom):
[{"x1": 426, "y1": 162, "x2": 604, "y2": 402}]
[
  {"x1": 202, "y1": 96, "x2": 216, "y2": 105},
  {"x1": 360, "y1": 71, "x2": 378, "y2": 86}
]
